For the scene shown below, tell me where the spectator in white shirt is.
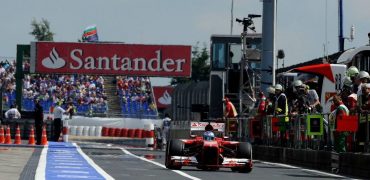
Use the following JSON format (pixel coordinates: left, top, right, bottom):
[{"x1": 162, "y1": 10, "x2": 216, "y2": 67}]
[
  {"x1": 52, "y1": 102, "x2": 69, "y2": 141},
  {"x1": 5, "y1": 104, "x2": 21, "y2": 119}
]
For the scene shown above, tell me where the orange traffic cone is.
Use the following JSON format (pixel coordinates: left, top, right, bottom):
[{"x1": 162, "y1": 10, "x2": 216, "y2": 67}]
[
  {"x1": 14, "y1": 125, "x2": 21, "y2": 145},
  {"x1": 4, "y1": 126, "x2": 11, "y2": 144},
  {"x1": 40, "y1": 125, "x2": 48, "y2": 145},
  {"x1": 0, "y1": 126, "x2": 4, "y2": 144},
  {"x1": 28, "y1": 126, "x2": 35, "y2": 145}
]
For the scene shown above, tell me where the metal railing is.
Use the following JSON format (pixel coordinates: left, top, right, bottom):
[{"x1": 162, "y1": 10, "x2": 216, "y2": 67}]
[{"x1": 253, "y1": 112, "x2": 370, "y2": 153}]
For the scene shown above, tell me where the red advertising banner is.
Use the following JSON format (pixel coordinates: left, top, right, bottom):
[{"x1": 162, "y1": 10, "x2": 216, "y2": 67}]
[
  {"x1": 337, "y1": 115, "x2": 358, "y2": 132},
  {"x1": 153, "y1": 86, "x2": 174, "y2": 109},
  {"x1": 271, "y1": 117, "x2": 279, "y2": 132},
  {"x1": 30, "y1": 42, "x2": 191, "y2": 77}
]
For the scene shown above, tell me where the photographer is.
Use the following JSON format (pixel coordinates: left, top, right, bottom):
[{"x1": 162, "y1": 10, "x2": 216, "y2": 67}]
[
  {"x1": 291, "y1": 82, "x2": 310, "y2": 115},
  {"x1": 292, "y1": 83, "x2": 320, "y2": 114}
]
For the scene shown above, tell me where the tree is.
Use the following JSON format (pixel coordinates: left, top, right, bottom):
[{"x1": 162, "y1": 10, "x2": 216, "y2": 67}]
[
  {"x1": 30, "y1": 18, "x2": 54, "y2": 41},
  {"x1": 171, "y1": 43, "x2": 210, "y2": 85}
]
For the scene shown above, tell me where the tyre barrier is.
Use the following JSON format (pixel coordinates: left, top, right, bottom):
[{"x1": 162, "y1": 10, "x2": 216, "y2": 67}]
[
  {"x1": 115, "y1": 128, "x2": 122, "y2": 137},
  {"x1": 144, "y1": 124, "x2": 155, "y2": 147},
  {"x1": 121, "y1": 128, "x2": 128, "y2": 137},
  {"x1": 89, "y1": 126, "x2": 96, "y2": 136},
  {"x1": 95, "y1": 126, "x2": 102, "y2": 137},
  {"x1": 108, "y1": 128, "x2": 115, "y2": 137},
  {"x1": 102, "y1": 127, "x2": 108, "y2": 136},
  {"x1": 62, "y1": 126, "x2": 69, "y2": 142},
  {"x1": 70, "y1": 126, "x2": 77, "y2": 136},
  {"x1": 135, "y1": 129, "x2": 143, "y2": 138},
  {"x1": 128, "y1": 129, "x2": 135, "y2": 138},
  {"x1": 66, "y1": 125, "x2": 153, "y2": 139},
  {"x1": 68, "y1": 126, "x2": 102, "y2": 137},
  {"x1": 83, "y1": 126, "x2": 89, "y2": 136},
  {"x1": 76, "y1": 126, "x2": 83, "y2": 136}
]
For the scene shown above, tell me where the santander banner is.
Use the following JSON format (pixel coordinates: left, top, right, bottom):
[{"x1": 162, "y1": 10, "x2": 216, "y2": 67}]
[
  {"x1": 153, "y1": 86, "x2": 174, "y2": 109},
  {"x1": 30, "y1": 42, "x2": 191, "y2": 77}
]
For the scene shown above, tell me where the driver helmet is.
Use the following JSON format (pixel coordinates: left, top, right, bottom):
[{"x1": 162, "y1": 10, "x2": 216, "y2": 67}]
[{"x1": 203, "y1": 131, "x2": 215, "y2": 141}]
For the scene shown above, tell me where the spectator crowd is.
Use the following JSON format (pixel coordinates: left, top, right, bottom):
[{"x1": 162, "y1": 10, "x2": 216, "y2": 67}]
[
  {"x1": 1, "y1": 60, "x2": 158, "y2": 118},
  {"x1": 255, "y1": 66, "x2": 370, "y2": 153},
  {"x1": 116, "y1": 76, "x2": 157, "y2": 118}
]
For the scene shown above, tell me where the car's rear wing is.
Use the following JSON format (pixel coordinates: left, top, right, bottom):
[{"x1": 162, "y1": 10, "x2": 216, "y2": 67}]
[
  {"x1": 190, "y1": 122, "x2": 225, "y2": 132},
  {"x1": 190, "y1": 121, "x2": 225, "y2": 137}
]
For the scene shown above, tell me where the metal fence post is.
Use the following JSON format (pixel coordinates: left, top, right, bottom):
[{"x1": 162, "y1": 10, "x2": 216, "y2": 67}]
[
  {"x1": 366, "y1": 112, "x2": 369, "y2": 153},
  {"x1": 326, "y1": 113, "x2": 332, "y2": 151}
]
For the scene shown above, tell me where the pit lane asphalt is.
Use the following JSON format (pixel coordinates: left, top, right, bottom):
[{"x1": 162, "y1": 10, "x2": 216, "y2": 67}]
[{"x1": 77, "y1": 142, "x2": 350, "y2": 180}]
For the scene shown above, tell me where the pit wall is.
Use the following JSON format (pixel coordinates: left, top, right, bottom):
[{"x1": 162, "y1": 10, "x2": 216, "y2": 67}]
[{"x1": 253, "y1": 145, "x2": 370, "y2": 178}]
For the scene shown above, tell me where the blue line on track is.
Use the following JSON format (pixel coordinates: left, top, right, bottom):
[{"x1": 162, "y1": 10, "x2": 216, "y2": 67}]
[{"x1": 45, "y1": 142, "x2": 105, "y2": 180}]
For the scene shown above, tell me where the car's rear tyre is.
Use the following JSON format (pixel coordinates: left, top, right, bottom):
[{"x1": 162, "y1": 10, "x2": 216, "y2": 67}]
[{"x1": 165, "y1": 139, "x2": 183, "y2": 170}]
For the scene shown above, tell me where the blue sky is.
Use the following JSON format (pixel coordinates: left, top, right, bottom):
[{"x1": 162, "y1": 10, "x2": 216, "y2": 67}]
[{"x1": 1, "y1": 0, "x2": 370, "y2": 85}]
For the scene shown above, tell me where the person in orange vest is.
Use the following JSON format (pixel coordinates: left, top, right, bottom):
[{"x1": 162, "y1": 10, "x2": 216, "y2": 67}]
[{"x1": 223, "y1": 97, "x2": 238, "y2": 118}]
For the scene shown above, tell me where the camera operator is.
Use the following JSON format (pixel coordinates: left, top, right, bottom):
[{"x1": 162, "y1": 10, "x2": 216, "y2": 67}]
[
  {"x1": 291, "y1": 81, "x2": 310, "y2": 115},
  {"x1": 340, "y1": 76, "x2": 357, "y2": 114},
  {"x1": 293, "y1": 83, "x2": 320, "y2": 114}
]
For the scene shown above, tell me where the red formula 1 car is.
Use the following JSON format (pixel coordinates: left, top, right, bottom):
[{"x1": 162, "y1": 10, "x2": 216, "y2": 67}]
[{"x1": 165, "y1": 136, "x2": 253, "y2": 173}]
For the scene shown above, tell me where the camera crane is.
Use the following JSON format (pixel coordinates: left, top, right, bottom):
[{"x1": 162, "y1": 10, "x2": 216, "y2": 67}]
[{"x1": 235, "y1": 14, "x2": 261, "y2": 117}]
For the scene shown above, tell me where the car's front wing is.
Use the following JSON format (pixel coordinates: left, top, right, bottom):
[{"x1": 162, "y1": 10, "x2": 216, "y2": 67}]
[{"x1": 170, "y1": 156, "x2": 252, "y2": 168}]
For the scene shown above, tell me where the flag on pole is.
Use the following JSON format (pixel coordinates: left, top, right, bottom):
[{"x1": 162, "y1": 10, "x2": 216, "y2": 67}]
[{"x1": 82, "y1": 25, "x2": 99, "y2": 42}]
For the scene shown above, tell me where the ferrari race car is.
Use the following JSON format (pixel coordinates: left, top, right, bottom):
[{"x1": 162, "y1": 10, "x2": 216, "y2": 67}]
[{"x1": 165, "y1": 136, "x2": 253, "y2": 173}]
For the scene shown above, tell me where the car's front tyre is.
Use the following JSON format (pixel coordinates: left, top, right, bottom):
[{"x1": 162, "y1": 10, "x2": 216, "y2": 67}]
[{"x1": 165, "y1": 139, "x2": 184, "y2": 170}]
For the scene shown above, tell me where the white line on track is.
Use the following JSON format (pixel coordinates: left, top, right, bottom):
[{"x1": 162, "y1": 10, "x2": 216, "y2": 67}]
[
  {"x1": 74, "y1": 143, "x2": 115, "y2": 180},
  {"x1": 120, "y1": 148, "x2": 202, "y2": 180},
  {"x1": 255, "y1": 160, "x2": 357, "y2": 179},
  {"x1": 35, "y1": 146, "x2": 48, "y2": 180}
]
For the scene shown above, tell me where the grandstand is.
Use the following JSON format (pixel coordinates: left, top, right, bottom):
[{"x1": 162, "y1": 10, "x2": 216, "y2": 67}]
[
  {"x1": 116, "y1": 76, "x2": 158, "y2": 119},
  {"x1": 1, "y1": 60, "x2": 158, "y2": 119}
]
